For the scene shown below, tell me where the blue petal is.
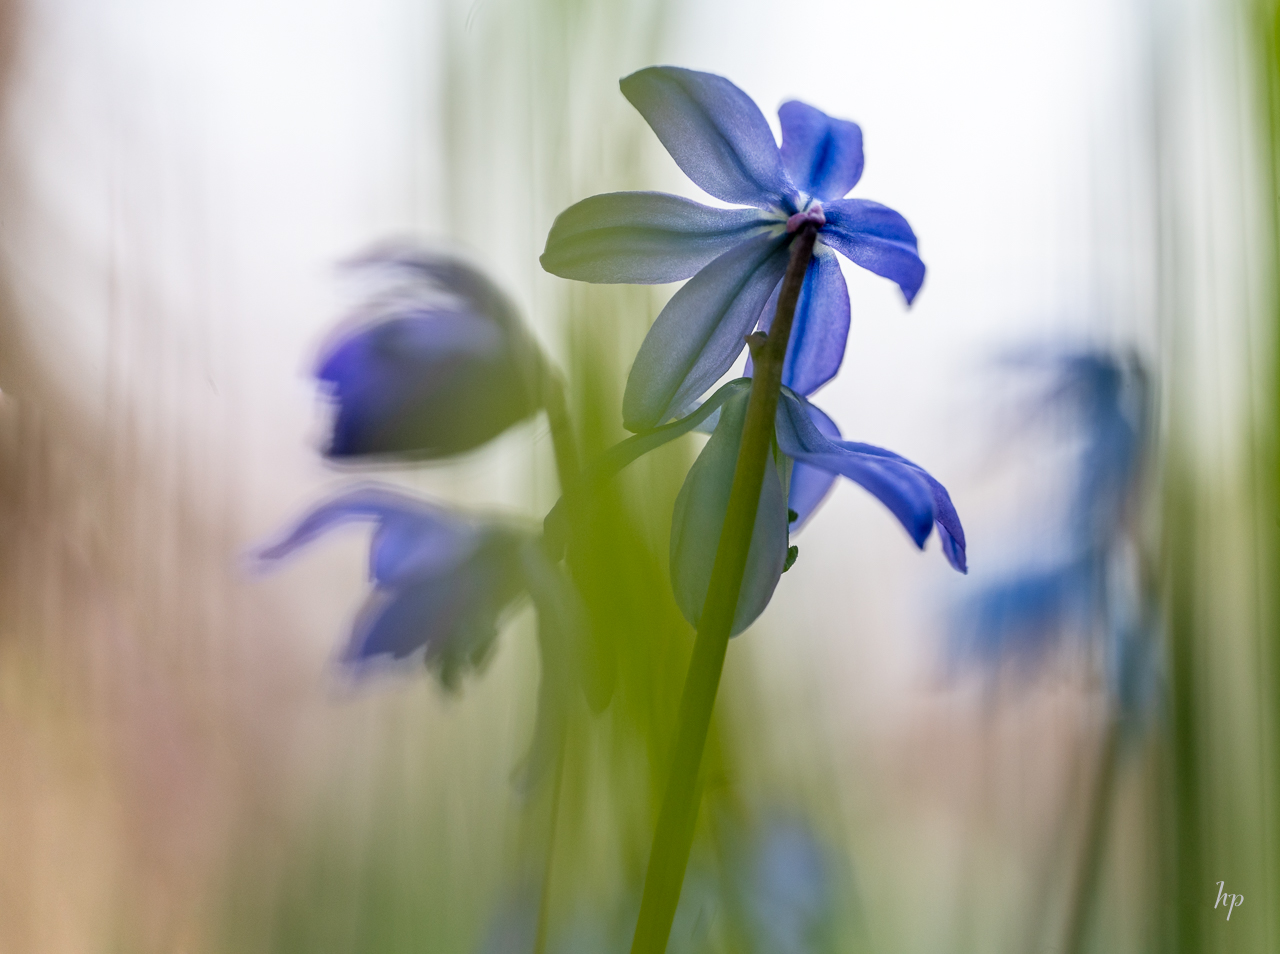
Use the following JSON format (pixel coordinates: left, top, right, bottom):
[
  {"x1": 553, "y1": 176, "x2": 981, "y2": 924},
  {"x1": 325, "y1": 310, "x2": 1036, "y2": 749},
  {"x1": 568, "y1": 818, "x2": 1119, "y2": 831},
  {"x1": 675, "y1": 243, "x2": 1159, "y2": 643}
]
[
  {"x1": 540, "y1": 191, "x2": 772, "y2": 284},
  {"x1": 775, "y1": 391, "x2": 936, "y2": 550},
  {"x1": 669, "y1": 386, "x2": 790, "y2": 635},
  {"x1": 344, "y1": 246, "x2": 533, "y2": 343},
  {"x1": 347, "y1": 531, "x2": 526, "y2": 687},
  {"x1": 821, "y1": 199, "x2": 925, "y2": 304},
  {"x1": 778, "y1": 100, "x2": 865, "y2": 201},
  {"x1": 252, "y1": 484, "x2": 477, "y2": 586},
  {"x1": 620, "y1": 66, "x2": 793, "y2": 209},
  {"x1": 317, "y1": 310, "x2": 542, "y2": 460},
  {"x1": 749, "y1": 245, "x2": 851, "y2": 396},
  {"x1": 787, "y1": 402, "x2": 841, "y2": 530},
  {"x1": 623, "y1": 232, "x2": 790, "y2": 431},
  {"x1": 825, "y1": 437, "x2": 967, "y2": 573}
]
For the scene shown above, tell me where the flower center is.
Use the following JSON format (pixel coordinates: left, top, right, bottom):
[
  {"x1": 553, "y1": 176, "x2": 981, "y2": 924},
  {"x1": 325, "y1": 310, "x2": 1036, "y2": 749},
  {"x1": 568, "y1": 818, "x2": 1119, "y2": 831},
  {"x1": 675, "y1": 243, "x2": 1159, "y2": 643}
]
[{"x1": 785, "y1": 202, "x2": 825, "y2": 233}]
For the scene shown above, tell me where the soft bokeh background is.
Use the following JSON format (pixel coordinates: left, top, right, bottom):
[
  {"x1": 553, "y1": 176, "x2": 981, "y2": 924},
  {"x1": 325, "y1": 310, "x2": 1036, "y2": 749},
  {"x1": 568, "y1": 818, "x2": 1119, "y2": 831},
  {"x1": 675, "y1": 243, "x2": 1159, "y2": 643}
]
[{"x1": 0, "y1": 0, "x2": 1274, "y2": 951}]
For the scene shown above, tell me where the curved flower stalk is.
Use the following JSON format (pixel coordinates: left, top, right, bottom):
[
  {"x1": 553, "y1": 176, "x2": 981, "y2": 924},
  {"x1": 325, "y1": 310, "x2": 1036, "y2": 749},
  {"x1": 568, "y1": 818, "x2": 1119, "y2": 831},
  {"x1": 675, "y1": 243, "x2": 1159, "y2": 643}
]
[
  {"x1": 318, "y1": 247, "x2": 547, "y2": 461},
  {"x1": 541, "y1": 66, "x2": 925, "y2": 431},
  {"x1": 254, "y1": 484, "x2": 588, "y2": 788}
]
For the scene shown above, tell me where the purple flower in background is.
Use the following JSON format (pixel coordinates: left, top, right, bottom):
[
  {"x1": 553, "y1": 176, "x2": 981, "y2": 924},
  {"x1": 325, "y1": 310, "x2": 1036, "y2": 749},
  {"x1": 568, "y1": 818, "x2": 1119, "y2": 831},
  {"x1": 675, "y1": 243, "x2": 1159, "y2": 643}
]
[
  {"x1": 572, "y1": 379, "x2": 965, "y2": 635},
  {"x1": 949, "y1": 350, "x2": 1157, "y2": 718},
  {"x1": 256, "y1": 485, "x2": 590, "y2": 785},
  {"x1": 318, "y1": 248, "x2": 545, "y2": 461},
  {"x1": 540, "y1": 66, "x2": 924, "y2": 431},
  {"x1": 255, "y1": 485, "x2": 530, "y2": 685}
]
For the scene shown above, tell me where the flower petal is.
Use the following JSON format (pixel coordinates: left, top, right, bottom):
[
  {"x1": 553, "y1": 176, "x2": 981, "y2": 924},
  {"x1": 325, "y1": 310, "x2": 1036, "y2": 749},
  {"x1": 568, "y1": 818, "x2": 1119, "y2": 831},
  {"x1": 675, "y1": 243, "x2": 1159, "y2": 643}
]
[
  {"x1": 318, "y1": 312, "x2": 543, "y2": 460},
  {"x1": 251, "y1": 484, "x2": 478, "y2": 586},
  {"x1": 540, "y1": 191, "x2": 772, "y2": 284},
  {"x1": 821, "y1": 199, "x2": 925, "y2": 304},
  {"x1": 749, "y1": 245, "x2": 851, "y2": 396},
  {"x1": 347, "y1": 531, "x2": 527, "y2": 688},
  {"x1": 623, "y1": 232, "x2": 789, "y2": 431},
  {"x1": 778, "y1": 100, "x2": 865, "y2": 201},
  {"x1": 669, "y1": 386, "x2": 790, "y2": 636},
  {"x1": 620, "y1": 66, "x2": 793, "y2": 208},
  {"x1": 775, "y1": 391, "x2": 935, "y2": 549},
  {"x1": 787, "y1": 402, "x2": 841, "y2": 530},
  {"x1": 828, "y1": 438, "x2": 967, "y2": 573}
]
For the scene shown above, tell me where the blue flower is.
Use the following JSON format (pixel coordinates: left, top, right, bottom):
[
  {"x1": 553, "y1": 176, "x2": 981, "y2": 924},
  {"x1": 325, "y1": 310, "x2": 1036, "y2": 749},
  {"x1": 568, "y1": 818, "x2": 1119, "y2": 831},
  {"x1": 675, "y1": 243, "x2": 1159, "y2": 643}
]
[
  {"x1": 254, "y1": 485, "x2": 529, "y2": 682},
  {"x1": 317, "y1": 247, "x2": 545, "y2": 460},
  {"x1": 733, "y1": 819, "x2": 836, "y2": 954},
  {"x1": 255, "y1": 484, "x2": 589, "y2": 784},
  {"x1": 563, "y1": 379, "x2": 965, "y2": 635},
  {"x1": 949, "y1": 350, "x2": 1156, "y2": 715},
  {"x1": 540, "y1": 67, "x2": 924, "y2": 431}
]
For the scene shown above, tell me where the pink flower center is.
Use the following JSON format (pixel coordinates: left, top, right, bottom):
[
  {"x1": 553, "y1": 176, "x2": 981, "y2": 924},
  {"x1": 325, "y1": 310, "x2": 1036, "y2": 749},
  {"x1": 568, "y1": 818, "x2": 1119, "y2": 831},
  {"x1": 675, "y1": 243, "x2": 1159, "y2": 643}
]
[{"x1": 785, "y1": 203, "x2": 826, "y2": 233}]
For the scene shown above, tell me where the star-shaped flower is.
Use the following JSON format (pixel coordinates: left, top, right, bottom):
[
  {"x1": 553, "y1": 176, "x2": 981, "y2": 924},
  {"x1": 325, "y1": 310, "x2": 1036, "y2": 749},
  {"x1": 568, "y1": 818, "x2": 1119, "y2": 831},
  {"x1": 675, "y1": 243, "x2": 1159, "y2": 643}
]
[{"x1": 540, "y1": 66, "x2": 924, "y2": 431}]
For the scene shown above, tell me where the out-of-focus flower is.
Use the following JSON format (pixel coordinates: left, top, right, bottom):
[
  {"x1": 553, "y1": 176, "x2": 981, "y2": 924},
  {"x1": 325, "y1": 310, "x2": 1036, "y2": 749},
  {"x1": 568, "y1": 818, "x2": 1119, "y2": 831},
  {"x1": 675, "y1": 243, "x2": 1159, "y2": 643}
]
[
  {"x1": 254, "y1": 484, "x2": 586, "y2": 784},
  {"x1": 540, "y1": 66, "x2": 924, "y2": 431},
  {"x1": 318, "y1": 248, "x2": 545, "y2": 460},
  {"x1": 732, "y1": 819, "x2": 837, "y2": 954},
  {"x1": 949, "y1": 351, "x2": 1155, "y2": 708},
  {"x1": 566, "y1": 378, "x2": 965, "y2": 634}
]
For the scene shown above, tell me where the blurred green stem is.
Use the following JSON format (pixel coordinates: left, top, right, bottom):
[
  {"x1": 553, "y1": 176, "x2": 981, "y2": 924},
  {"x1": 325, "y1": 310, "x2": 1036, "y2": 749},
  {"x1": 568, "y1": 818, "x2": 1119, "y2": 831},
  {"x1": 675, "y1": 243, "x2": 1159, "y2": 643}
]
[
  {"x1": 628, "y1": 225, "x2": 818, "y2": 954},
  {"x1": 533, "y1": 740, "x2": 566, "y2": 954},
  {"x1": 1061, "y1": 715, "x2": 1121, "y2": 954},
  {"x1": 535, "y1": 369, "x2": 579, "y2": 954}
]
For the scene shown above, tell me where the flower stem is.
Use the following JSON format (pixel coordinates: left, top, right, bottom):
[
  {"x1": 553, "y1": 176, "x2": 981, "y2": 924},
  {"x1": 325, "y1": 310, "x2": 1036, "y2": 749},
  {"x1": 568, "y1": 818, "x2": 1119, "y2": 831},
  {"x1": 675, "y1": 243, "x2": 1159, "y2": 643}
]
[
  {"x1": 535, "y1": 368, "x2": 579, "y2": 954},
  {"x1": 1061, "y1": 714, "x2": 1122, "y2": 954},
  {"x1": 533, "y1": 738, "x2": 567, "y2": 954},
  {"x1": 628, "y1": 224, "x2": 819, "y2": 954}
]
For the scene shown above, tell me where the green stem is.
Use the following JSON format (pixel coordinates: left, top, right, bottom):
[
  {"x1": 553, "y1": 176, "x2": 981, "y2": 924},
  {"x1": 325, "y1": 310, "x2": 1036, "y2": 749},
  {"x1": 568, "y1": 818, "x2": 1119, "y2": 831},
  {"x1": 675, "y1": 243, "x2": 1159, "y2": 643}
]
[
  {"x1": 629, "y1": 225, "x2": 819, "y2": 954},
  {"x1": 533, "y1": 739, "x2": 567, "y2": 954},
  {"x1": 534, "y1": 369, "x2": 579, "y2": 954}
]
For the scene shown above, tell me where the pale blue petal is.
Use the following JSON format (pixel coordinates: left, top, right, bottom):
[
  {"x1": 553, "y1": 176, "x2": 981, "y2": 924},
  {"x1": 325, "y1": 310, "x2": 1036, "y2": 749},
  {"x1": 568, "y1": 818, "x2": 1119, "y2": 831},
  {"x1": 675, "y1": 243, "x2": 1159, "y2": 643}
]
[
  {"x1": 252, "y1": 484, "x2": 477, "y2": 586},
  {"x1": 346, "y1": 531, "x2": 526, "y2": 687},
  {"x1": 621, "y1": 66, "x2": 793, "y2": 208},
  {"x1": 821, "y1": 199, "x2": 925, "y2": 304},
  {"x1": 623, "y1": 232, "x2": 789, "y2": 431},
  {"x1": 540, "y1": 191, "x2": 772, "y2": 284},
  {"x1": 778, "y1": 100, "x2": 864, "y2": 201},
  {"x1": 787, "y1": 402, "x2": 841, "y2": 530},
  {"x1": 669, "y1": 387, "x2": 789, "y2": 636}
]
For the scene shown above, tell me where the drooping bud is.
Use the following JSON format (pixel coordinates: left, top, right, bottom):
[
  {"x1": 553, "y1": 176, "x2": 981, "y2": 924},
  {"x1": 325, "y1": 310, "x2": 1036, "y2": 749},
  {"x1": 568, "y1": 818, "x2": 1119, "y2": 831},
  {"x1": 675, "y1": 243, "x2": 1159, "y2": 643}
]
[{"x1": 317, "y1": 247, "x2": 544, "y2": 461}]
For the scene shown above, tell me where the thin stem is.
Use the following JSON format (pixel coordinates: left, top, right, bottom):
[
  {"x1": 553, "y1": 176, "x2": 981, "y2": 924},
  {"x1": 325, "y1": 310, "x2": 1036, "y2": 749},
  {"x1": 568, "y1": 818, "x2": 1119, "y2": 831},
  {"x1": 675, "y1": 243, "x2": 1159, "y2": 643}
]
[
  {"x1": 534, "y1": 368, "x2": 578, "y2": 954},
  {"x1": 543, "y1": 369, "x2": 581, "y2": 496},
  {"x1": 629, "y1": 225, "x2": 819, "y2": 954},
  {"x1": 533, "y1": 739, "x2": 567, "y2": 954},
  {"x1": 1062, "y1": 713, "x2": 1122, "y2": 954}
]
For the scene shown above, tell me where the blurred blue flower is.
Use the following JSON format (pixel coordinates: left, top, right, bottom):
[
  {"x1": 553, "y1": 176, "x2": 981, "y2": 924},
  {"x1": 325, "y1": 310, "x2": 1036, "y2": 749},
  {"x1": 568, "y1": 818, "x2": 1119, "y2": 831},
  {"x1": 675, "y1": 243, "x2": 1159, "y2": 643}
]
[
  {"x1": 541, "y1": 66, "x2": 924, "y2": 431},
  {"x1": 566, "y1": 379, "x2": 965, "y2": 634},
  {"x1": 318, "y1": 247, "x2": 545, "y2": 460},
  {"x1": 950, "y1": 351, "x2": 1155, "y2": 711},
  {"x1": 254, "y1": 484, "x2": 586, "y2": 784},
  {"x1": 733, "y1": 820, "x2": 837, "y2": 954}
]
